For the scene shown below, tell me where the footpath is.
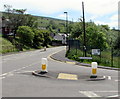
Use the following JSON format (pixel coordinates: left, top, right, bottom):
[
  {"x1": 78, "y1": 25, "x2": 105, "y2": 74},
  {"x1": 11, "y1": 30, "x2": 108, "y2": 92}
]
[{"x1": 50, "y1": 49, "x2": 119, "y2": 71}]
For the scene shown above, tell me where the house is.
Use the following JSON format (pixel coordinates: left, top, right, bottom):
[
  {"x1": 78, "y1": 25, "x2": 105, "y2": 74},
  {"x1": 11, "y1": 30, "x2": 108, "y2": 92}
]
[
  {"x1": 1, "y1": 16, "x2": 11, "y2": 36},
  {"x1": 53, "y1": 33, "x2": 67, "y2": 45}
]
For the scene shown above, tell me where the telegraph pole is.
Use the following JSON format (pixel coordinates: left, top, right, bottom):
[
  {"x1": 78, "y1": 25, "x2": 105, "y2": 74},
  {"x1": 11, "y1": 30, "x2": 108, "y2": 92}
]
[{"x1": 82, "y1": 2, "x2": 86, "y2": 57}]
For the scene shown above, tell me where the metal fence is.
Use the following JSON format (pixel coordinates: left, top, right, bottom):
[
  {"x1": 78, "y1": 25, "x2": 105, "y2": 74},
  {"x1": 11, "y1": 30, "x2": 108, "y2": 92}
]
[{"x1": 67, "y1": 40, "x2": 119, "y2": 68}]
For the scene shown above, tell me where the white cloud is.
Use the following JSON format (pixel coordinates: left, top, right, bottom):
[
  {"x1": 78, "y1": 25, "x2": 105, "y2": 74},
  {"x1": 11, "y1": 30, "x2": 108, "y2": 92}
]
[
  {"x1": 58, "y1": 14, "x2": 66, "y2": 18},
  {"x1": 95, "y1": 20, "x2": 118, "y2": 29},
  {"x1": 1, "y1": 0, "x2": 118, "y2": 28},
  {"x1": 84, "y1": 0, "x2": 118, "y2": 16},
  {"x1": 0, "y1": 0, "x2": 81, "y2": 14},
  {"x1": 110, "y1": 14, "x2": 118, "y2": 21},
  {"x1": 1, "y1": 0, "x2": 118, "y2": 15},
  {"x1": 108, "y1": 21, "x2": 118, "y2": 28}
]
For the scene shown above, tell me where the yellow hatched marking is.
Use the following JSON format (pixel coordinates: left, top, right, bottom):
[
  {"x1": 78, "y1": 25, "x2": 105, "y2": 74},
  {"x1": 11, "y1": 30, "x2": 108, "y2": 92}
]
[{"x1": 57, "y1": 73, "x2": 78, "y2": 80}]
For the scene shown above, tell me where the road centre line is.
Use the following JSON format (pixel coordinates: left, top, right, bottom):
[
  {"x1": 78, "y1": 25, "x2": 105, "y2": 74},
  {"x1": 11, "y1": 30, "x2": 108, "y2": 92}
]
[
  {"x1": 2, "y1": 50, "x2": 41, "y2": 62},
  {"x1": 0, "y1": 61, "x2": 41, "y2": 77},
  {"x1": 1, "y1": 47, "x2": 64, "y2": 79},
  {"x1": 2, "y1": 54, "x2": 36, "y2": 62}
]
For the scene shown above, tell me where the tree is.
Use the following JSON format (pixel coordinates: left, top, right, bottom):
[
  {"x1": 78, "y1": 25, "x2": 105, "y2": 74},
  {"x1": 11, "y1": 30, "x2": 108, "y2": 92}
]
[
  {"x1": 42, "y1": 30, "x2": 52, "y2": 47},
  {"x1": 85, "y1": 22, "x2": 108, "y2": 50},
  {"x1": 113, "y1": 30, "x2": 120, "y2": 56},
  {"x1": 49, "y1": 20, "x2": 58, "y2": 29},
  {"x1": 33, "y1": 29, "x2": 44, "y2": 48},
  {"x1": 3, "y1": 5, "x2": 38, "y2": 38},
  {"x1": 70, "y1": 22, "x2": 83, "y2": 38},
  {"x1": 70, "y1": 21, "x2": 109, "y2": 50},
  {"x1": 17, "y1": 26, "x2": 34, "y2": 47}
]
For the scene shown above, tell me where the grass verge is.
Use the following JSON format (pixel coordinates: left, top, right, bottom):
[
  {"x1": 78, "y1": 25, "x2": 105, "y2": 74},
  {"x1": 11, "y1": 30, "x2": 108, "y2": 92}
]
[{"x1": 66, "y1": 49, "x2": 120, "y2": 68}]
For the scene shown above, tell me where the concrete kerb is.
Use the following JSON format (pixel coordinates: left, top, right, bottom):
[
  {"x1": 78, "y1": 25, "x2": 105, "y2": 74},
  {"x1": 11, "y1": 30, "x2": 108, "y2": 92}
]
[
  {"x1": 87, "y1": 76, "x2": 106, "y2": 81},
  {"x1": 32, "y1": 70, "x2": 58, "y2": 79}
]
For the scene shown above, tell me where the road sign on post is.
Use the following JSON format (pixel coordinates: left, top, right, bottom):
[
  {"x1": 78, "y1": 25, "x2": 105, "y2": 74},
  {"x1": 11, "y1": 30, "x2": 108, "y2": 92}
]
[{"x1": 92, "y1": 49, "x2": 100, "y2": 55}]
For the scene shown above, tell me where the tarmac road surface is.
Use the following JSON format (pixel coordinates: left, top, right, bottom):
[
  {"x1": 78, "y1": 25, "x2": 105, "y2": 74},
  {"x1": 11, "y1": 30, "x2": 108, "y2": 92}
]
[{"x1": 1, "y1": 46, "x2": 119, "y2": 98}]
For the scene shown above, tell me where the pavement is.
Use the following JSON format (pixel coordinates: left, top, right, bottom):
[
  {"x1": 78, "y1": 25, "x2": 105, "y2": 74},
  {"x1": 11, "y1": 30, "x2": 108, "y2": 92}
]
[{"x1": 50, "y1": 49, "x2": 119, "y2": 71}]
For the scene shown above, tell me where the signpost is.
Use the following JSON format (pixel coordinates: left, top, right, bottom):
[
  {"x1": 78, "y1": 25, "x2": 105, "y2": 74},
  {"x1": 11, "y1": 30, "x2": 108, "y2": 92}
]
[
  {"x1": 79, "y1": 57, "x2": 92, "y2": 59},
  {"x1": 92, "y1": 49, "x2": 100, "y2": 55}
]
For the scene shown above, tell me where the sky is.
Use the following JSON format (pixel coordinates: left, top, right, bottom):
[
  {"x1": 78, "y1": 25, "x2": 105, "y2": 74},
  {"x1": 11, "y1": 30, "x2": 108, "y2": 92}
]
[{"x1": 0, "y1": 0, "x2": 119, "y2": 29}]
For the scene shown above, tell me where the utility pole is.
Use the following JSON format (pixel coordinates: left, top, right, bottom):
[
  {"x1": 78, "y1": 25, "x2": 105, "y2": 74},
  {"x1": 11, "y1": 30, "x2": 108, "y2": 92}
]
[
  {"x1": 82, "y1": 2, "x2": 86, "y2": 57},
  {"x1": 111, "y1": 38, "x2": 113, "y2": 67}
]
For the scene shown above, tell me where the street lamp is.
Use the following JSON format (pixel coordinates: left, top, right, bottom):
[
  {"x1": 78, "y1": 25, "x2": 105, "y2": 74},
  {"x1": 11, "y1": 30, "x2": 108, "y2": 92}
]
[{"x1": 64, "y1": 12, "x2": 68, "y2": 35}]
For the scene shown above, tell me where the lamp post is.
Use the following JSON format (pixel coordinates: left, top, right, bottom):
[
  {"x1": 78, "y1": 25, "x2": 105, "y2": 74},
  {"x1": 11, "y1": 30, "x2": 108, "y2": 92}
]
[{"x1": 64, "y1": 12, "x2": 68, "y2": 35}]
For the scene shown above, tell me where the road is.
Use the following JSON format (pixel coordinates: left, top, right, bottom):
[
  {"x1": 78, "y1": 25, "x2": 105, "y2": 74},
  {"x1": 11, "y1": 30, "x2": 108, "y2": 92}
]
[{"x1": 1, "y1": 46, "x2": 119, "y2": 98}]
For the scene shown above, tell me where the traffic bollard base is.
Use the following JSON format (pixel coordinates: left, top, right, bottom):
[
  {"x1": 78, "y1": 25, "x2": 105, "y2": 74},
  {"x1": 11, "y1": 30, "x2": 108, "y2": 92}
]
[
  {"x1": 90, "y1": 75, "x2": 97, "y2": 78},
  {"x1": 39, "y1": 71, "x2": 48, "y2": 74},
  {"x1": 88, "y1": 76, "x2": 106, "y2": 81}
]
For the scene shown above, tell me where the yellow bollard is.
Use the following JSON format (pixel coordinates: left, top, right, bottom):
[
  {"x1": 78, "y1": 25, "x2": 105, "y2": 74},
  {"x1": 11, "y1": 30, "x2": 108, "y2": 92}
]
[
  {"x1": 90, "y1": 62, "x2": 97, "y2": 78},
  {"x1": 41, "y1": 58, "x2": 48, "y2": 73}
]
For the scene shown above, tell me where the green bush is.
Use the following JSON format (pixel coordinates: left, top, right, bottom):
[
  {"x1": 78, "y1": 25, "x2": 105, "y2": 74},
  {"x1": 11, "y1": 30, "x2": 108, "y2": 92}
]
[
  {"x1": 33, "y1": 29, "x2": 44, "y2": 48},
  {"x1": 17, "y1": 26, "x2": 34, "y2": 47}
]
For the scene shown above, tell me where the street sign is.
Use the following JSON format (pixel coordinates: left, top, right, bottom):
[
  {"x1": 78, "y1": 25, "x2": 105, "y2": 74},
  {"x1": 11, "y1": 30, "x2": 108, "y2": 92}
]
[
  {"x1": 79, "y1": 57, "x2": 92, "y2": 59},
  {"x1": 92, "y1": 49, "x2": 100, "y2": 55}
]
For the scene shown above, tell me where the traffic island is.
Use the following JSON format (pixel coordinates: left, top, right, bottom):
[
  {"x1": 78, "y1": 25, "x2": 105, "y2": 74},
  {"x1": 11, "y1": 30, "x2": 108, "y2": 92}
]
[{"x1": 32, "y1": 71, "x2": 106, "y2": 81}]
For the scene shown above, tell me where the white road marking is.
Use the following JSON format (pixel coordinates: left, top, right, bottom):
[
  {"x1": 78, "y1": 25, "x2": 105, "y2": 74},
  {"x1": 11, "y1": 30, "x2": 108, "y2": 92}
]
[
  {"x1": 79, "y1": 90, "x2": 119, "y2": 97},
  {"x1": 108, "y1": 76, "x2": 112, "y2": 80},
  {"x1": 108, "y1": 95, "x2": 119, "y2": 97},
  {"x1": 91, "y1": 91, "x2": 118, "y2": 93},
  {"x1": 1, "y1": 47, "x2": 64, "y2": 80},
  {"x1": 2, "y1": 51, "x2": 38, "y2": 62},
  {"x1": 16, "y1": 71, "x2": 34, "y2": 73},
  {"x1": 115, "y1": 80, "x2": 120, "y2": 82},
  {"x1": 79, "y1": 91, "x2": 101, "y2": 97},
  {"x1": 0, "y1": 73, "x2": 8, "y2": 77},
  {"x1": 7, "y1": 73, "x2": 14, "y2": 77},
  {"x1": 0, "y1": 77, "x2": 5, "y2": 80},
  {"x1": 0, "y1": 61, "x2": 41, "y2": 79},
  {"x1": 103, "y1": 76, "x2": 106, "y2": 79}
]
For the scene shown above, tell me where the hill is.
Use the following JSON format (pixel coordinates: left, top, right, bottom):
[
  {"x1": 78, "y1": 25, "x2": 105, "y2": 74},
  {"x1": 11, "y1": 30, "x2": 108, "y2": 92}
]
[{"x1": 2, "y1": 12, "x2": 67, "y2": 33}]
